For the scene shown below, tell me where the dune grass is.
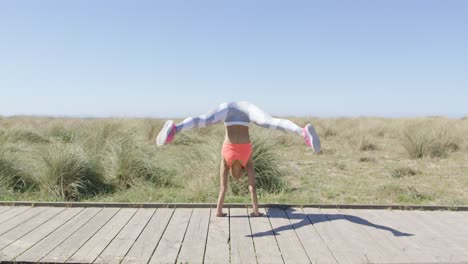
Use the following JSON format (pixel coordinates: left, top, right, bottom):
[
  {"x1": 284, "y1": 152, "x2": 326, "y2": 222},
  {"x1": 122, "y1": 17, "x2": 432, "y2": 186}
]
[
  {"x1": 103, "y1": 135, "x2": 174, "y2": 189},
  {"x1": 0, "y1": 150, "x2": 37, "y2": 192},
  {"x1": 401, "y1": 121, "x2": 461, "y2": 158},
  {"x1": 0, "y1": 116, "x2": 467, "y2": 205},
  {"x1": 36, "y1": 143, "x2": 106, "y2": 200}
]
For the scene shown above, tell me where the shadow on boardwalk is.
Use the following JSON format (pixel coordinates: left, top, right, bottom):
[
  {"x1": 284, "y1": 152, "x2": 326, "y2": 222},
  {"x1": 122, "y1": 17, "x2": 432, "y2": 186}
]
[{"x1": 244, "y1": 208, "x2": 414, "y2": 238}]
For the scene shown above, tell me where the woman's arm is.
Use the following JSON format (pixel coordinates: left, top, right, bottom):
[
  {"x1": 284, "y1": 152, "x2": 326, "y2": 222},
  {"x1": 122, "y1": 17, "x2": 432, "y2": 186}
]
[
  {"x1": 246, "y1": 158, "x2": 263, "y2": 217},
  {"x1": 215, "y1": 158, "x2": 229, "y2": 217}
]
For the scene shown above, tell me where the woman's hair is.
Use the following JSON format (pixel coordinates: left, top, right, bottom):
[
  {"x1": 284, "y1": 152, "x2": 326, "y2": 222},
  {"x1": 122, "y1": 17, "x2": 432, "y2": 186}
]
[{"x1": 230, "y1": 160, "x2": 243, "y2": 180}]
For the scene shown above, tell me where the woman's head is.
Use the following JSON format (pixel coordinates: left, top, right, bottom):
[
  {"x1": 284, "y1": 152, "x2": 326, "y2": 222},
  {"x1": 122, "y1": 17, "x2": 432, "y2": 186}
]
[{"x1": 230, "y1": 160, "x2": 243, "y2": 180}]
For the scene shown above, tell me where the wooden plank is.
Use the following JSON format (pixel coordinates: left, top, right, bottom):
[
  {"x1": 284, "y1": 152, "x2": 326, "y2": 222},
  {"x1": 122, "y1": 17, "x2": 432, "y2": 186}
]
[
  {"x1": 0, "y1": 206, "x2": 31, "y2": 225},
  {"x1": 410, "y1": 210, "x2": 468, "y2": 261},
  {"x1": 0, "y1": 207, "x2": 45, "y2": 236},
  {"x1": 96, "y1": 208, "x2": 155, "y2": 264},
  {"x1": 0, "y1": 208, "x2": 83, "y2": 261},
  {"x1": 121, "y1": 208, "x2": 174, "y2": 264},
  {"x1": 431, "y1": 211, "x2": 468, "y2": 231},
  {"x1": 177, "y1": 208, "x2": 211, "y2": 264},
  {"x1": 429, "y1": 210, "x2": 468, "y2": 248},
  {"x1": 361, "y1": 209, "x2": 442, "y2": 262},
  {"x1": 320, "y1": 208, "x2": 392, "y2": 263},
  {"x1": 68, "y1": 208, "x2": 137, "y2": 263},
  {"x1": 423, "y1": 210, "x2": 468, "y2": 233},
  {"x1": 345, "y1": 209, "x2": 417, "y2": 263},
  {"x1": 303, "y1": 207, "x2": 365, "y2": 264},
  {"x1": 0, "y1": 206, "x2": 11, "y2": 215},
  {"x1": 267, "y1": 207, "x2": 310, "y2": 264},
  {"x1": 41, "y1": 208, "x2": 120, "y2": 263},
  {"x1": 249, "y1": 207, "x2": 283, "y2": 264},
  {"x1": 229, "y1": 207, "x2": 257, "y2": 264},
  {"x1": 391, "y1": 209, "x2": 468, "y2": 262},
  {"x1": 149, "y1": 208, "x2": 192, "y2": 264},
  {"x1": 338, "y1": 208, "x2": 412, "y2": 263},
  {"x1": 285, "y1": 208, "x2": 337, "y2": 264},
  {"x1": 204, "y1": 207, "x2": 229, "y2": 264},
  {"x1": 0, "y1": 207, "x2": 64, "y2": 250},
  {"x1": 15, "y1": 207, "x2": 102, "y2": 262}
]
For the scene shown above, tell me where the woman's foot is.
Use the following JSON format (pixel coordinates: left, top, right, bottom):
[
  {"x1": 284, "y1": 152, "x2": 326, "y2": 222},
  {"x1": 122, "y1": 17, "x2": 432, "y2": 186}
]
[
  {"x1": 216, "y1": 212, "x2": 228, "y2": 217},
  {"x1": 156, "y1": 120, "x2": 176, "y2": 146},
  {"x1": 302, "y1": 124, "x2": 321, "y2": 153}
]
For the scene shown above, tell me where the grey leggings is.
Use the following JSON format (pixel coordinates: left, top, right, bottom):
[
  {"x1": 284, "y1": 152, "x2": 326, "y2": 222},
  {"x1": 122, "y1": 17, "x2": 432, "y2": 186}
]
[{"x1": 175, "y1": 101, "x2": 303, "y2": 135}]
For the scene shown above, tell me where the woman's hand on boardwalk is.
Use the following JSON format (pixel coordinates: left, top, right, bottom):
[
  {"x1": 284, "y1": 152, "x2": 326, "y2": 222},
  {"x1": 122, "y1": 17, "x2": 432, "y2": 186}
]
[
  {"x1": 250, "y1": 212, "x2": 264, "y2": 217},
  {"x1": 216, "y1": 212, "x2": 228, "y2": 217}
]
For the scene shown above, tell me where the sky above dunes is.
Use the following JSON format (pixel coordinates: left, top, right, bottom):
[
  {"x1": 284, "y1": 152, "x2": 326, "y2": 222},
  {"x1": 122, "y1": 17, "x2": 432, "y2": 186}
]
[{"x1": 1, "y1": 0, "x2": 467, "y2": 118}]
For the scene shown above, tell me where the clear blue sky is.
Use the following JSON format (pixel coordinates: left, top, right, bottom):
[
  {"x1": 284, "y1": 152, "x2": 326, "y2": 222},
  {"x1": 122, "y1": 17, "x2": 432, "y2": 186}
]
[{"x1": 1, "y1": 0, "x2": 467, "y2": 118}]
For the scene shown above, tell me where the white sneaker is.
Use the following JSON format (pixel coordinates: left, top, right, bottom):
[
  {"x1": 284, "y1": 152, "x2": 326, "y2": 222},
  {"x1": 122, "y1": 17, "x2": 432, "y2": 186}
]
[
  {"x1": 156, "y1": 120, "x2": 176, "y2": 146},
  {"x1": 302, "y1": 124, "x2": 321, "y2": 153}
]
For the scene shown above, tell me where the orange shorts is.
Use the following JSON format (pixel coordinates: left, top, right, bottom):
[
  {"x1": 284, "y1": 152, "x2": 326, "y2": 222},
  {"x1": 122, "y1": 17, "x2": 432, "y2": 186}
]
[{"x1": 222, "y1": 142, "x2": 252, "y2": 168}]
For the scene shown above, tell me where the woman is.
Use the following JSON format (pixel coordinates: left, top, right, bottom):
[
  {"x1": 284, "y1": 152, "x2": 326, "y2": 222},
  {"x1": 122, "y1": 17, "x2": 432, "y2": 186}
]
[{"x1": 156, "y1": 101, "x2": 321, "y2": 217}]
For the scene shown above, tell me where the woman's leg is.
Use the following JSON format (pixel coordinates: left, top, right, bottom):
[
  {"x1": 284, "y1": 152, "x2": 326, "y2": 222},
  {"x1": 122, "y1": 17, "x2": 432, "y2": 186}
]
[
  {"x1": 240, "y1": 101, "x2": 321, "y2": 152},
  {"x1": 156, "y1": 102, "x2": 229, "y2": 146},
  {"x1": 175, "y1": 102, "x2": 229, "y2": 133},
  {"x1": 244, "y1": 102, "x2": 303, "y2": 135}
]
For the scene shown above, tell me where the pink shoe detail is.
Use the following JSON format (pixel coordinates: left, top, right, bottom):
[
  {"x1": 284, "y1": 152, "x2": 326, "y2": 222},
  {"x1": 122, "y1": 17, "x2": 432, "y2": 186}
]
[
  {"x1": 156, "y1": 120, "x2": 176, "y2": 146},
  {"x1": 302, "y1": 124, "x2": 321, "y2": 153},
  {"x1": 166, "y1": 124, "x2": 176, "y2": 144},
  {"x1": 302, "y1": 127, "x2": 312, "y2": 147}
]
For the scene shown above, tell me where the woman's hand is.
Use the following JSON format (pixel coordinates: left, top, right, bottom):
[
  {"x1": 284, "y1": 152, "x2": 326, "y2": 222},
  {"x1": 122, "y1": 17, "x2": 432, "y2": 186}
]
[
  {"x1": 250, "y1": 211, "x2": 264, "y2": 217},
  {"x1": 216, "y1": 212, "x2": 228, "y2": 217}
]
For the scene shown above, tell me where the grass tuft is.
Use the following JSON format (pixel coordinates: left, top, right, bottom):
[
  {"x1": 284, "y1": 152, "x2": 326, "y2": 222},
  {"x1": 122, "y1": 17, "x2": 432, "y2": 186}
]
[
  {"x1": 390, "y1": 166, "x2": 417, "y2": 179},
  {"x1": 377, "y1": 184, "x2": 432, "y2": 203},
  {"x1": 104, "y1": 136, "x2": 174, "y2": 189},
  {"x1": 359, "y1": 156, "x2": 376, "y2": 162},
  {"x1": 0, "y1": 151, "x2": 37, "y2": 192},
  {"x1": 82, "y1": 120, "x2": 129, "y2": 156},
  {"x1": 358, "y1": 136, "x2": 378, "y2": 151},
  {"x1": 402, "y1": 123, "x2": 460, "y2": 158},
  {"x1": 317, "y1": 121, "x2": 337, "y2": 139},
  {"x1": 5, "y1": 129, "x2": 49, "y2": 144},
  {"x1": 172, "y1": 133, "x2": 204, "y2": 146},
  {"x1": 323, "y1": 128, "x2": 337, "y2": 138},
  {"x1": 37, "y1": 143, "x2": 106, "y2": 200},
  {"x1": 49, "y1": 126, "x2": 79, "y2": 143},
  {"x1": 332, "y1": 161, "x2": 346, "y2": 170}
]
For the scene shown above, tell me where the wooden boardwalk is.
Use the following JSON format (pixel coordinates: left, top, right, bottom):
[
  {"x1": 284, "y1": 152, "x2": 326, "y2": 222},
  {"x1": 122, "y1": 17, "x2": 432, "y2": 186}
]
[{"x1": 0, "y1": 205, "x2": 467, "y2": 263}]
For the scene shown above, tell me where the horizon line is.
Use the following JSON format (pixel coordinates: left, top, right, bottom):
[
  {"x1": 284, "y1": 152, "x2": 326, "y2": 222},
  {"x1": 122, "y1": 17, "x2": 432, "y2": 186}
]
[{"x1": 1, "y1": 113, "x2": 466, "y2": 120}]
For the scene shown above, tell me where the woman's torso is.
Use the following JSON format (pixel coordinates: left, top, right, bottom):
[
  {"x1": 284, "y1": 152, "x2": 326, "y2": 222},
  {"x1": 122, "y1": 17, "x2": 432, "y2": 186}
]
[{"x1": 225, "y1": 125, "x2": 250, "y2": 144}]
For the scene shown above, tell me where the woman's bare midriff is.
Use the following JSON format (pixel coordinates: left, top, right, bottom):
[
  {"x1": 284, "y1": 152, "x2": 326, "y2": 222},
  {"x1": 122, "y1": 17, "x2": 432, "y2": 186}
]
[{"x1": 225, "y1": 125, "x2": 250, "y2": 144}]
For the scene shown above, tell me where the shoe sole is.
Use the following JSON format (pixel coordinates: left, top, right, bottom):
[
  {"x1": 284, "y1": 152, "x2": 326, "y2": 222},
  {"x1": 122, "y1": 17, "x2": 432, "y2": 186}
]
[
  {"x1": 156, "y1": 120, "x2": 174, "y2": 146},
  {"x1": 305, "y1": 124, "x2": 321, "y2": 153}
]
